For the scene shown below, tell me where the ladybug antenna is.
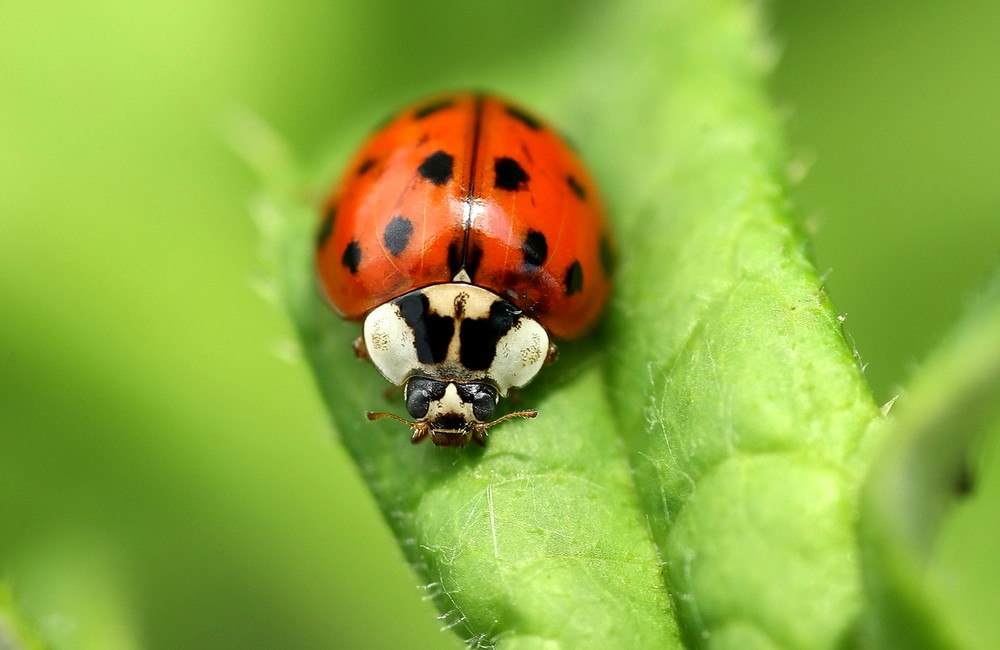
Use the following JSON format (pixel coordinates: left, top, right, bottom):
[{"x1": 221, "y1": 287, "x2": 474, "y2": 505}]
[
  {"x1": 480, "y1": 409, "x2": 538, "y2": 429},
  {"x1": 367, "y1": 410, "x2": 431, "y2": 444},
  {"x1": 366, "y1": 411, "x2": 414, "y2": 425}
]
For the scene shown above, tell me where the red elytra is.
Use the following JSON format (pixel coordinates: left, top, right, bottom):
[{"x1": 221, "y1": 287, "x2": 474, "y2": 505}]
[{"x1": 315, "y1": 92, "x2": 611, "y2": 340}]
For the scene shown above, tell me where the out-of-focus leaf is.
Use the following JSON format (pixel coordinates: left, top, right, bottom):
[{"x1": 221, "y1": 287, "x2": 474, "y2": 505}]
[{"x1": 861, "y1": 269, "x2": 1000, "y2": 650}]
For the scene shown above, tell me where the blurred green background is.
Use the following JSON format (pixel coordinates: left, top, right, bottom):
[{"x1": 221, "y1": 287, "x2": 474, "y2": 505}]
[{"x1": 1, "y1": 1, "x2": 997, "y2": 648}]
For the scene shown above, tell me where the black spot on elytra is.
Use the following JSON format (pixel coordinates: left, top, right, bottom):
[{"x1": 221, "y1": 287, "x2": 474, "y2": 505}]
[
  {"x1": 414, "y1": 99, "x2": 455, "y2": 119},
  {"x1": 522, "y1": 230, "x2": 548, "y2": 269},
  {"x1": 566, "y1": 174, "x2": 586, "y2": 200},
  {"x1": 599, "y1": 236, "x2": 616, "y2": 277},
  {"x1": 447, "y1": 241, "x2": 462, "y2": 278},
  {"x1": 418, "y1": 150, "x2": 454, "y2": 186},
  {"x1": 494, "y1": 157, "x2": 529, "y2": 191},
  {"x1": 396, "y1": 292, "x2": 454, "y2": 365},
  {"x1": 564, "y1": 260, "x2": 584, "y2": 295},
  {"x1": 460, "y1": 300, "x2": 521, "y2": 371},
  {"x1": 383, "y1": 216, "x2": 414, "y2": 256},
  {"x1": 519, "y1": 143, "x2": 534, "y2": 165},
  {"x1": 341, "y1": 240, "x2": 361, "y2": 274},
  {"x1": 316, "y1": 205, "x2": 335, "y2": 249},
  {"x1": 448, "y1": 239, "x2": 483, "y2": 281},
  {"x1": 466, "y1": 245, "x2": 484, "y2": 280},
  {"x1": 505, "y1": 104, "x2": 541, "y2": 130},
  {"x1": 356, "y1": 158, "x2": 377, "y2": 175}
]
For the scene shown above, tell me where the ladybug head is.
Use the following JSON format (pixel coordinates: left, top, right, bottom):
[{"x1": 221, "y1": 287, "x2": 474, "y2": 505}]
[{"x1": 367, "y1": 376, "x2": 537, "y2": 447}]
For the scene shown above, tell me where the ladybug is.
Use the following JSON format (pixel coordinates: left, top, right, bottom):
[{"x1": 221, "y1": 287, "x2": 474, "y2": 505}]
[{"x1": 316, "y1": 92, "x2": 612, "y2": 447}]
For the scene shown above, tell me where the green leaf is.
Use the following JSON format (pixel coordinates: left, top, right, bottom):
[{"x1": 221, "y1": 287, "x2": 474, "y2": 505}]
[
  {"x1": 1, "y1": 582, "x2": 48, "y2": 650},
  {"x1": 860, "y1": 269, "x2": 1000, "y2": 650},
  {"x1": 590, "y1": 3, "x2": 884, "y2": 648},
  {"x1": 249, "y1": 0, "x2": 884, "y2": 647}
]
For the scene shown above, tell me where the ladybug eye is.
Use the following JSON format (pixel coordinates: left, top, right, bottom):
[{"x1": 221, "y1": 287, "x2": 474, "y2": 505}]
[
  {"x1": 472, "y1": 392, "x2": 498, "y2": 422},
  {"x1": 456, "y1": 382, "x2": 499, "y2": 422},
  {"x1": 405, "y1": 377, "x2": 446, "y2": 419},
  {"x1": 405, "y1": 389, "x2": 430, "y2": 419}
]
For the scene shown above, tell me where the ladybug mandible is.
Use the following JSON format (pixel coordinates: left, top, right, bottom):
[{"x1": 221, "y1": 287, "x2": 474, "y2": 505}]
[{"x1": 316, "y1": 92, "x2": 612, "y2": 447}]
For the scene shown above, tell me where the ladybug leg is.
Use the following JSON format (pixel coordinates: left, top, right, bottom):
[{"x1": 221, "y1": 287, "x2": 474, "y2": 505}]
[
  {"x1": 353, "y1": 336, "x2": 369, "y2": 360},
  {"x1": 410, "y1": 421, "x2": 431, "y2": 445},
  {"x1": 545, "y1": 342, "x2": 559, "y2": 365},
  {"x1": 471, "y1": 426, "x2": 488, "y2": 447}
]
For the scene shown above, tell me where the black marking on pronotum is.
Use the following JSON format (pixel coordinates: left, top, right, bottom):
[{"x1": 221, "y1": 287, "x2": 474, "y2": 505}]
[
  {"x1": 566, "y1": 174, "x2": 586, "y2": 200},
  {"x1": 505, "y1": 104, "x2": 541, "y2": 130},
  {"x1": 414, "y1": 99, "x2": 455, "y2": 119},
  {"x1": 453, "y1": 291, "x2": 468, "y2": 319},
  {"x1": 418, "y1": 150, "x2": 454, "y2": 185},
  {"x1": 494, "y1": 157, "x2": 529, "y2": 191},
  {"x1": 396, "y1": 292, "x2": 454, "y2": 365},
  {"x1": 316, "y1": 206, "x2": 335, "y2": 249},
  {"x1": 459, "y1": 300, "x2": 521, "y2": 371},
  {"x1": 341, "y1": 240, "x2": 362, "y2": 274},
  {"x1": 522, "y1": 229, "x2": 548, "y2": 269},
  {"x1": 448, "y1": 239, "x2": 483, "y2": 281},
  {"x1": 564, "y1": 260, "x2": 584, "y2": 295}
]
